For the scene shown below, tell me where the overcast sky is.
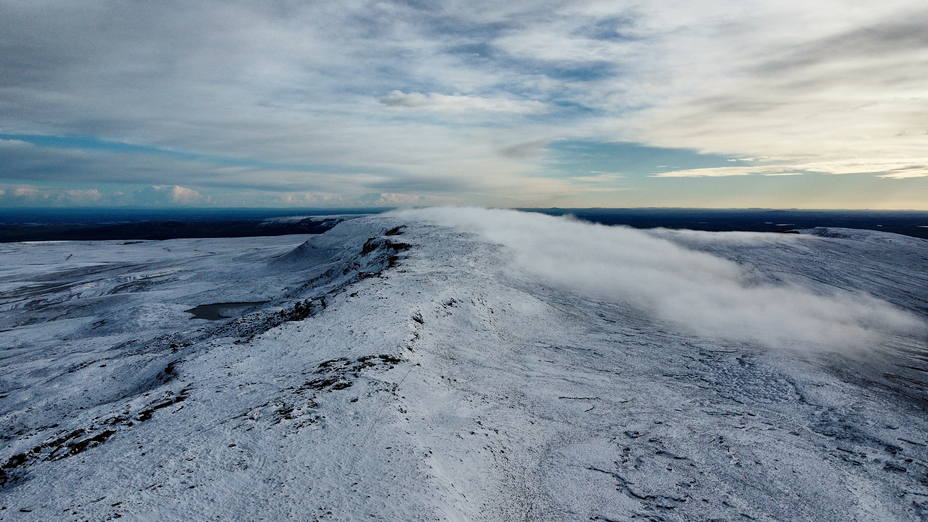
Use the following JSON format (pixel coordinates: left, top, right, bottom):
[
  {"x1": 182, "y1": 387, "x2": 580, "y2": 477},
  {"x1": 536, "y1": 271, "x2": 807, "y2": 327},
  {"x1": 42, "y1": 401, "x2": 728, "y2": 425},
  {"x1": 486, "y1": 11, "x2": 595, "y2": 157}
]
[{"x1": 2, "y1": 0, "x2": 927, "y2": 208}]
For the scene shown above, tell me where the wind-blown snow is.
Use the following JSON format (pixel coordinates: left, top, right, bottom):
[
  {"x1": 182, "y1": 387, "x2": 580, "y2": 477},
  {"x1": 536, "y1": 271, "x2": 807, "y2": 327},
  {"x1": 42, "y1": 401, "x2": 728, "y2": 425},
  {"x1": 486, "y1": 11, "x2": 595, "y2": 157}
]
[{"x1": 1, "y1": 209, "x2": 927, "y2": 521}]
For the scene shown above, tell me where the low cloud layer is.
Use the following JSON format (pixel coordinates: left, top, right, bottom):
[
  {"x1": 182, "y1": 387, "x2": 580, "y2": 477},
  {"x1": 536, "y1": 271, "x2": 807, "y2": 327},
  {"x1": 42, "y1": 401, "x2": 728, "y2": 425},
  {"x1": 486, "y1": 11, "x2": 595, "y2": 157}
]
[{"x1": 396, "y1": 208, "x2": 923, "y2": 350}]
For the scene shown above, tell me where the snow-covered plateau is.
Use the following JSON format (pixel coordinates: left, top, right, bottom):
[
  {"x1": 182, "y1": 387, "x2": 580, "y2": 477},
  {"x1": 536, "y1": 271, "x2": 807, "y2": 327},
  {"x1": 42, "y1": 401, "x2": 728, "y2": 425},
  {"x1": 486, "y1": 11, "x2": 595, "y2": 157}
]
[{"x1": 1, "y1": 208, "x2": 927, "y2": 521}]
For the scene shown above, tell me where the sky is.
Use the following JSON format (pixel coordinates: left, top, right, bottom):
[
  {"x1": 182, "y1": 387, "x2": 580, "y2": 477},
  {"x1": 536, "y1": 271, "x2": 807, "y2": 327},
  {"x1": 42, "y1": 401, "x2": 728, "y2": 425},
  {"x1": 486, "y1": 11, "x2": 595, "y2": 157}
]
[{"x1": 1, "y1": 0, "x2": 927, "y2": 209}]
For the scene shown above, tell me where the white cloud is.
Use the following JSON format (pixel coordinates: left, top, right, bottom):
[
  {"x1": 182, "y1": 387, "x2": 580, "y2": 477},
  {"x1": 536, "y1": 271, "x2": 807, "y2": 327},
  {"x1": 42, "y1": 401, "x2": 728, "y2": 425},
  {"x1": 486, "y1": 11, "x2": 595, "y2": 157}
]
[
  {"x1": 394, "y1": 207, "x2": 923, "y2": 350},
  {"x1": 12, "y1": 186, "x2": 42, "y2": 198},
  {"x1": 380, "y1": 91, "x2": 547, "y2": 114},
  {"x1": 0, "y1": 185, "x2": 112, "y2": 205},
  {"x1": 806, "y1": 160, "x2": 928, "y2": 177},
  {"x1": 169, "y1": 185, "x2": 203, "y2": 204},
  {"x1": 877, "y1": 166, "x2": 928, "y2": 179},
  {"x1": 59, "y1": 189, "x2": 102, "y2": 204},
  {"x1": 280, "y1": 192, "x2": 344, "y2": 206},
  {"x1": 570, "y1": 172, "x2": 625, "y2": 184},
  {"x1": 138, "y1": 185, "x2": 208, "y2": 206},
  {"x1": 654, "y1": 159, "x2": 928, "y2": 178},
  {"x1": 652, "y1": 166, "x2": 801, "y2": 178}
]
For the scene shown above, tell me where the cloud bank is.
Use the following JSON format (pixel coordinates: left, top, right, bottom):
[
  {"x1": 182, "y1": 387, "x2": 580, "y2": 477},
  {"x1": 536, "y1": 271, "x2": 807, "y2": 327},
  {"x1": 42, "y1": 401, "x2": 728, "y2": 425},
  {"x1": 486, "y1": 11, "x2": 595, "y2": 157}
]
[{"x1": 395, "y1": 207, "x2": 923, "y2": 350}]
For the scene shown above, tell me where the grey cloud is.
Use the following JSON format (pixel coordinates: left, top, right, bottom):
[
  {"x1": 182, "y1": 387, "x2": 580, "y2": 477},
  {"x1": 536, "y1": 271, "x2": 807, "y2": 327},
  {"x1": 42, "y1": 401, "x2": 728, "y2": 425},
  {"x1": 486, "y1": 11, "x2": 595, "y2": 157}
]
[
  {"x1": 0, "y1": 136, "x2": 479, "y2": 203},
  {"x1": 0, "y1": 141, "x2": 328, "y2": 193},
  {"x1": 1, "y1": 1, "x2": 562, "y2": 164},
  {"x1": 571, "y1": 14, "x2": 643, "y2": 42},
  {"x1": 498, "y1": 139, "x2": 550, "y2": 159},
  {"x1": 366, "y1": 174, "x2": 476, "y2": 194},
  {"x1": 758, "y1": 11, "x2": 928, "y2": 74},
  {"x1": 0, "y1": 142, "x2": 205, "y2": 185},
  {"x1": 638, "y1": 6, "x2": 928, "y2": 167},
  {"x1": 677, "y1": 96, "x2": 787, "y2": 116},
  {"x1": 0, "y1": 0, "x2": 621, "y2": 171}
]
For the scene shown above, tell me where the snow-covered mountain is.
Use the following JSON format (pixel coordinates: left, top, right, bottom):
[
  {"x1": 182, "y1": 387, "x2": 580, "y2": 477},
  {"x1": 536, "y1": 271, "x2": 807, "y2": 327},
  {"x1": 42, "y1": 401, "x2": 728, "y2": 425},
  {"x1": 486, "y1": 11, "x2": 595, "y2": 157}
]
[{"x1": 1, "y1": 208, "x2": 927, "y2": 521}]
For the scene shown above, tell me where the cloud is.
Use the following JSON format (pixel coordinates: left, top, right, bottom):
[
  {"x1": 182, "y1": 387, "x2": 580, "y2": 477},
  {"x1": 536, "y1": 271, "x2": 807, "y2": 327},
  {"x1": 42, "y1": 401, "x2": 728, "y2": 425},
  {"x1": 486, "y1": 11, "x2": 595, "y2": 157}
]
[
  {"x1": 0, "y1": 138, "x2": 30, "y2": 148},
  {"x1": 137, "y1": 185, "x2": 208, "y2": 206},
  {"x1": 498, "y1": 139, "x2": 550, "y2": 159},
  {"x1": 653, "y1": 159, "x2": 928, "y2": 178},
  {"x1": 570, "y1": 172, "x2": 625, "y2": 184},
  {"x1": 652, "y1": 166, "x2": 802, "y2": 178},
  {"x1": 0, "y1": 185, "x2": 112, "y2": 206},
  {"x1": 394, "y1": 207, "x2": 923, "y2": 350},
  {"x1": 806, "y1": 160, "x2": 928, "y2": 177},
  {"x1": 59, "y1": 189, "x2": 103, "y2": 204},
  {"x1": 2, "y1": 1, "x2": 928, "y2": 207},
  {"x1": 280, "y1": 192, "x2": 345, "y2": 206},
  {"x1": 380, "y1": 91, "x2": 547, "y2": 114},
  {"x1": 877, "y1": 166, "x2": 928, "y2": 179},
  {"x1": 356, "y1": 192, "x2": 455, "y2": 206},
  {"x1": 13, "y1": 186, "x2": 41, "y2": 198},
  {"x1": 169, "y1": 185, "x2": 203, "y2": 204},
  {"x1": 636, "y1": 6, "x2": 928, "y2": 166}
]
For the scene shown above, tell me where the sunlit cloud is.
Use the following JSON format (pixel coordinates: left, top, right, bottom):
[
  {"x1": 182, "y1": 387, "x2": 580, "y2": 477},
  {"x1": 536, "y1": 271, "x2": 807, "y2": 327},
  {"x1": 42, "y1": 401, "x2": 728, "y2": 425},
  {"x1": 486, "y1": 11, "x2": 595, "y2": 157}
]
[
  {"x1": 877, "y1": 166, "x2": 928, "y2": 179},
  {"x1": 570, "y1": 172, "x2": 625, "y2": 183},
  {"x1": 654, "y1": 159, "x2": 928, "y2": 178},
  {"x1": 653, "y1": 166, "x2": 802, "y2": 178},
  {"x1": 635, "y1": 5, "x2": 928, "y2": 167},
  {"x1": 169, "y1": 185, "x2": 204, "y2": 205},
  {"x1": 60, "y1": 189, "x2": 103, "y2": 204},
  {"x1": 139, "y1": 185, "x2": 208, "y2": 206}
]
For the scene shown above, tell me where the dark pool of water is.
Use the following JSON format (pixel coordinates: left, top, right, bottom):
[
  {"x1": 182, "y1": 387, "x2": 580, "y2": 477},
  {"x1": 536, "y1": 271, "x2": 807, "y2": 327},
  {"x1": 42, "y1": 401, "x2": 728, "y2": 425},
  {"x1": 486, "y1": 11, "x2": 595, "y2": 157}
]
[{"x1": 185, "y1": 301, "x2": 267, "y2": 321}]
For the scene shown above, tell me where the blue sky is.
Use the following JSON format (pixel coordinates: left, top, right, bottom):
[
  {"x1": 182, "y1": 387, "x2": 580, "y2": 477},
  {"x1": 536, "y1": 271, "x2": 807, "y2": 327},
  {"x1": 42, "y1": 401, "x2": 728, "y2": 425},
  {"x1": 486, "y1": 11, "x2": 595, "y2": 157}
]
[{"x1": 1, "y1": 0, "x2": 927, "y2": 209}]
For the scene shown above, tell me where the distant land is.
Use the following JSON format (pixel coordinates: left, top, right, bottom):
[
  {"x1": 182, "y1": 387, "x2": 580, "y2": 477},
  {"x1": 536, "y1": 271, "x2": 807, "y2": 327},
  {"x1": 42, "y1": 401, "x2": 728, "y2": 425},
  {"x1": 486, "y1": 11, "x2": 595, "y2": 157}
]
[
  {"x1": 0, "y1": 208, "x2": 385, "y2": 242},
  {"x1": 526, "y1": 208, "x2": 928, "y2": 240},
  {"x1": 2, "y1": 207, "x2": 928, "y2": 242}
]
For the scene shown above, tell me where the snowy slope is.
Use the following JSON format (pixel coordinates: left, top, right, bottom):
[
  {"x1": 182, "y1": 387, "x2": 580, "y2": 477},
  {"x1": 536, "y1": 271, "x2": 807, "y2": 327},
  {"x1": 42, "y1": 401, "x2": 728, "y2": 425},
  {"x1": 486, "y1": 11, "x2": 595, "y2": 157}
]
[{"x1": 1, "y1": 209, "x2": 927, "y2": 521}]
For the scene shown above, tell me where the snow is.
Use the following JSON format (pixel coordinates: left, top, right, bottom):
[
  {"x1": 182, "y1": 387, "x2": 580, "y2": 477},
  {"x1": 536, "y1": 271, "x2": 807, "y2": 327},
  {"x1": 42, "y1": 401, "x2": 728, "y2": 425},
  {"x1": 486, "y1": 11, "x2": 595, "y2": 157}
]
[{"x1": 1, "y1": 209, "x2": 927, "y2": 521}]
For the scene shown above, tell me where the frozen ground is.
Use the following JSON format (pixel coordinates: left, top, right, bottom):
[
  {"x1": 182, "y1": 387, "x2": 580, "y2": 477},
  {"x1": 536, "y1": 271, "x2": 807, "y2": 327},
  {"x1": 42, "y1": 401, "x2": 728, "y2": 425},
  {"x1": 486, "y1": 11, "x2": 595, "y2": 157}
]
[{"x1": 0, "y1": 208, "x2": 927, "y2": 521}]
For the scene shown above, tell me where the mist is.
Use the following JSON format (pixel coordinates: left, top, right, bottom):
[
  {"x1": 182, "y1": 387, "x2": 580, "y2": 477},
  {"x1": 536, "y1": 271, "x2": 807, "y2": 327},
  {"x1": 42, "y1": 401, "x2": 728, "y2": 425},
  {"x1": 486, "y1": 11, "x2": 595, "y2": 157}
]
[{"x1": 394, "y1": 207, "x2": 923, "y2": 351}]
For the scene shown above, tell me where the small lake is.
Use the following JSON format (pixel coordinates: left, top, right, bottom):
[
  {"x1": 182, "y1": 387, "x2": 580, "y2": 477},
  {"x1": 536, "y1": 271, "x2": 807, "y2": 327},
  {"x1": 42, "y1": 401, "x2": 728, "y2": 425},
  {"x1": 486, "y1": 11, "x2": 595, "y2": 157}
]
[{"x1": 185, "y1": 301, "x2": 267, "y2": 320}]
